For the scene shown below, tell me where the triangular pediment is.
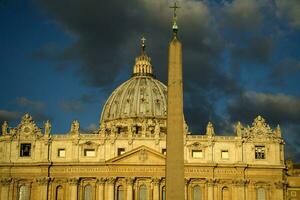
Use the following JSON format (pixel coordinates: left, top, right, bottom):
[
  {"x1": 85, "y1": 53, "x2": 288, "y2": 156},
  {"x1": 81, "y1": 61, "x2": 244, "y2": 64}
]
[{"x1": 106, "y1": 145, "x2": 166, "y2": 165}]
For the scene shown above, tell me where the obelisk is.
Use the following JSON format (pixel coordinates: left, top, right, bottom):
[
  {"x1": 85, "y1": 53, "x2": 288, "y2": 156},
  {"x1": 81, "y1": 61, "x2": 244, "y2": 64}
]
[{"x1": 166, "y1": 3, "x2": 185, "y2": 200}]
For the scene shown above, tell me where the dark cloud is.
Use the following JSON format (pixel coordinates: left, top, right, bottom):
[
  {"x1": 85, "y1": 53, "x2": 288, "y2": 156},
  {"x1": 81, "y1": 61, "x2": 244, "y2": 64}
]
[
  {"x1": 16, "y1": 97, "x2": 45, "y2": 111},
  {"x1": 227, "y1": 91, "x2": 300, "y2": 125},
  {"x1": 0, "y1": 110, "x2": 21, "y2": 125},
  {"x1": 276, "y1": 0, "x2": 300, "y2": 29},
  {"x1": 269, "y1": 58, "x2": 300, "y2": 86},
  {"x1": 59, "y1": 93, "x2": 99, "y2": 113},
  {"x1": 222, "y1": 0, "x2": 263, "y2": 31},
  {"x1": 230, "y1": 37, "x2": 273, "y2": 65}
]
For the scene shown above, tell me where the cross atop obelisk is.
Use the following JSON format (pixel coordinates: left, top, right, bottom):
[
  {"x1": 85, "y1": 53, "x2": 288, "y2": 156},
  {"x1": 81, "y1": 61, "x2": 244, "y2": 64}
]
[
  {"x1": 166, "y1": 2, "x2": 185, "y2": 200},
  {"x1": 170, "y1": 2, "x2": 180, "y2": 36}
]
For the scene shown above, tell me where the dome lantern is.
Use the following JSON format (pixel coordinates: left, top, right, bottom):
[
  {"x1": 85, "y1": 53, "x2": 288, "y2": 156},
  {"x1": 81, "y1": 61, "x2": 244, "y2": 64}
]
[{"x1": 133, "y1": 37, "x2": 153, "y2": 77}]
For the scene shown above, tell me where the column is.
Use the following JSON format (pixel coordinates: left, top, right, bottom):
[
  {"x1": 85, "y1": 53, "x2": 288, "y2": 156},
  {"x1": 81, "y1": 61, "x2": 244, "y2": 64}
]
[
  {"x1": 106, "y1": 177, "x2": 116, "y2": 200},
  {"x1": 273, "y1": 181, "x2": 285, "y2": 200},
  {"x1": 67, "y1": 178, "x2": 79, "y2": 200},
  {"x1": 207, "y1": 179, "x2": 215, "y2": 200},
  {"x1": 184, "y1": 178, "x2": 189, "y2": 200},
  {"x1": 152, "y1": 178, "x2": 160, "y2": 200},
  {"x1": 0, "y1": 178, "x2": 12, "y2": 200},
  {"x1": 126, "y1": 177, "x2": 135, "y2": 200},
  {"x1": 35, "y1": 177, "x2": 50, "y2": 200},
  {"x1": 232, "y1": 179, "x2": 246, "y2": 200},
  {"x1": 97, "y1": 178, "x2": 106, "y2": 200}
]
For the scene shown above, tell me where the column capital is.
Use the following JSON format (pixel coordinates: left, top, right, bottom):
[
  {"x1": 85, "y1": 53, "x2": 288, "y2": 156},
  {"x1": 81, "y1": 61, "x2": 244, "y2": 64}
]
[
  {"x1": 126, "y1": 177, "x2": 135, "y2": 185},
  {"x1": 152, "y1": 177, "x2": 161, "y2": 185},
  {"x1": 0, "y1": 178, "x2": 12, "y2": 186},
  {"x1": 184, "y1": 178, "x2": 190, "y2": 185},
  {"x1": 274, "y1": 181, "x2": 286, "y2": 189},
  {"x1": 35, "y1": 177, "x2": 51, "y2": 185},
  {"x1": 67, "y1": 178, "x2": 79, "y2": 185},
  {"x1": 206, "y1": 178, "x2": 218, "y2": 186},
  {"x1": 107, "y1": 177, "x2": 116, "y2": 185},
  {"x1": 97, "y1": 177, "x2": 106, "y2": 185}
]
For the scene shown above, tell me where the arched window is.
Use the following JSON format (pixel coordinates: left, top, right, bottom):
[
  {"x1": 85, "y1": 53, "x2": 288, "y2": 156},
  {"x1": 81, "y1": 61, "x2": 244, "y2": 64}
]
[
  {"x1": 56, "y1": 186, "x2": 63, "y2": 200},
  {"x1": 162, "y1": 186, "x2": 166, "y2": 200},
  {"x1": 222, "y1": 187, "x2": 229, "y2": 200},
  {"x1": 18, "y1": 185, "x2": 30, "y2": 200},
  {"x1": 84, "y1": 184, "x2": 93, "y2": 200},
  {"x1": 257, "y1": 188, "x2": 266, "y2": 200},
  {"x1": 139, "y1": 185, "x2": 148, "y2": 200},
  {"x1": 117, "y1": 185, "x2": 124, "y2": 200},
  {"x1": 193, "y1": 185, "x2": 201, "y2": 200}
]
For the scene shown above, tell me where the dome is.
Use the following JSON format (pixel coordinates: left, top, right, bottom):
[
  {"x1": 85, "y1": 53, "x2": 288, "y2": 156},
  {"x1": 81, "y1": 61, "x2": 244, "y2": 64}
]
[
  {"x1": 100, "y1": 38, "x2": 167, "y2": 125},
  {"x1": 100, "y1": 76, "x2": 167, "y2": 124}
]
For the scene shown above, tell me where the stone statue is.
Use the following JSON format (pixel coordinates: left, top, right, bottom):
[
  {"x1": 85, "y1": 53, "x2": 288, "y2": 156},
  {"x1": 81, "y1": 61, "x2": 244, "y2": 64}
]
[
  {"x1": 235, "y1": 121, "x2": 243, "y2": 137},
  {"x1": 154, "y1": 121, "x2": 160, "y2": 136},
  {"x1": 44, "y1": 120, "x2": 51, "y2": 136},
  {"x1": 206, "y1": 122, "x2": 215, "y2": 136},
  {"x1": 275, "y1": 124, "x2": 282, "y2": 138},
  {"x1": 1, "y1": 121, "x2": 8, "y2": 135},
  {"x1": 71, "y1": 120, "x2": 80, "y2": 134}
]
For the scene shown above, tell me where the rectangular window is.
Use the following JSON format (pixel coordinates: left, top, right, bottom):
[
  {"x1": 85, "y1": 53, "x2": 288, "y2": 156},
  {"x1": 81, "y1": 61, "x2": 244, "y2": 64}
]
[
  {"x1": 20, "y1": 143, "x2": 31, "y2": 157},
  {"x1": 162, "y1": 148, "x2": 167, "y2": 155},
  {"x1": 84, "y1": 149, "x2": 96, "y2": 157},
  {"x1": 192, "y1": 150, "x2": 203, "y2": 158},
  {"x1": 58, "y1": 149, "x2": 66, "y2": 157},
  {"x1": 221, "y1": 150, "x2": 229, "y2": 159},
  {"x1": 118, "y1": 148, "x2": 125, "y2": 156},
  {"x1": 255, "y1": 146, "x2": 266, "y2": 159}
]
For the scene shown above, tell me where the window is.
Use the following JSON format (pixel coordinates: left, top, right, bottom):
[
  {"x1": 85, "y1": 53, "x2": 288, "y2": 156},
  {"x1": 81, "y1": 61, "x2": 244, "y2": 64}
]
[
  {"x1": 193, "y1": 185, "x2": 201, "y2": 200},
  {"x1": 20, "y1": 144, "x2": 31, "y2": 157},
  {"x1": 56, "y1": 186, "x2": 63, "y2": 200},
  {"x1": 162, "y1": 149, "x2": 167, "y2": 155},
  {"x1": 117, "y1": 185, "x2": 125, "y2": 200},
  {"x1": 118, "y1": 148, "x2": 125, "y2": 156},
  {"x1": 291, "y1": 191, "x2": 297, "y2": 197},
  {"x1": 84, "y1": 149, "x2": 95, "y2": 157},
  {"x1": 257, "y1": 188, "x2": 266, "y2": 200},
  {"x1": 57, "y1": 149, "x2": 66, "y2": 157},
  {"x1": 18, "y1": 185, "x2": 30, "y2": 200},
  {"x1": 221, "y1": 150, "x2": 229, "y2": 159},
  {"x1": 139, "y1": 185, "x2": 148, "y2": 200},
  {"x1": 255, "y1": 146, "x2": 266, "y2": 159},
  {"x1": 84, "y1": 184, "x2": 93, "y2": 200},
  {"x1": 192, "y1": 150, "x2": 203, "y2": 158}
]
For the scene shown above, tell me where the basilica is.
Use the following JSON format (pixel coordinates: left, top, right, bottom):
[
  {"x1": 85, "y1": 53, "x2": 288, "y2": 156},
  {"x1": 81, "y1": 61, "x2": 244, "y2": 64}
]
[{"x1": 1, "y1": 22, "x2": 300, "y2": 200}]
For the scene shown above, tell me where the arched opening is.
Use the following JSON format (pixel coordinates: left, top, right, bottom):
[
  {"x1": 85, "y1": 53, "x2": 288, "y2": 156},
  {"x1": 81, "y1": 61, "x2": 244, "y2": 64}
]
[
  {"x1": 222, "y1": 186, "x2": 229, "y2": 200},
  {"x1": 257, "y1": 188, "x2": 266, "y2": 200},
  {"x1": 84, "y1": 184, "x2": 93, "y2": 200},
  {"x1": 193, "y1": 185, "x2": 201, "y2": 200},
  {"x1": 55, "y1": 185, "x2": 63, "y2": 200},
  {"x1": 139, "y1": 184, "x2": 148, "y2": 200},
  {"x1": 117, "y1": 185, "x2": 124, "y2": 200},
  {"x1": 18, "y1": 185, "x2": 30, "y2": 200}
]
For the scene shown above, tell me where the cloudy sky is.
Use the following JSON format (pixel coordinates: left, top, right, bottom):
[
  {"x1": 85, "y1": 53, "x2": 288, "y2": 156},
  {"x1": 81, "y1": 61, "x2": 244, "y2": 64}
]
[{"x1": 0, "y1": 0, "x2": 300, "y2": 161}]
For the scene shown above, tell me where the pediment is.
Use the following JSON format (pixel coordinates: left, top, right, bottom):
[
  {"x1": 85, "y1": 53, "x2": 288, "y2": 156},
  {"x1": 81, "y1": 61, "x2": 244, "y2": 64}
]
[{"x1": 107, "y1": 145, "x2": 166, "y2": 164}]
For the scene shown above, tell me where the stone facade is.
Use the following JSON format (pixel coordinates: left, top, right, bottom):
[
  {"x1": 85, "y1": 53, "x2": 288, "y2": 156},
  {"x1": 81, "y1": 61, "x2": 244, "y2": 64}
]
[{"x1": 0, "y1": 40, "x2": 299, "y2": 200}]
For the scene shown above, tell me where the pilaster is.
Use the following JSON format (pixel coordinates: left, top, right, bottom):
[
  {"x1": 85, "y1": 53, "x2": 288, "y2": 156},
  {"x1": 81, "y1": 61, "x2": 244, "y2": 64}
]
[
  {"x1": 67, "y1": 178, "x2": 79, "y2": 200},
  {"x1": 106, "y1": 177, "x2": 116, "y2": 200},
  {"x1": 152, "y1": 178, "x2": 160, "y2": 200},
  {"x1": 0, "y1": 178, "x2": 12, "y2": 200},
  {"x1": 35, "y1": 177, "x2": 50, "y2": 200},
  {"x1": 126, "y1": 177, "x2": 135, "y2": 200},
  {"x1": 96, "y1": 178, "x2": 106, "y2": 200}
]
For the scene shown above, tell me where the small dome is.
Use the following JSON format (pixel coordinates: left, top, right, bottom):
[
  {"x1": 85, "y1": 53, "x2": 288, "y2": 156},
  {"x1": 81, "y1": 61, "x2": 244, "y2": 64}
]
[{"x1": 100, "y1": 76, "x2": 167, "y2": 124}]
